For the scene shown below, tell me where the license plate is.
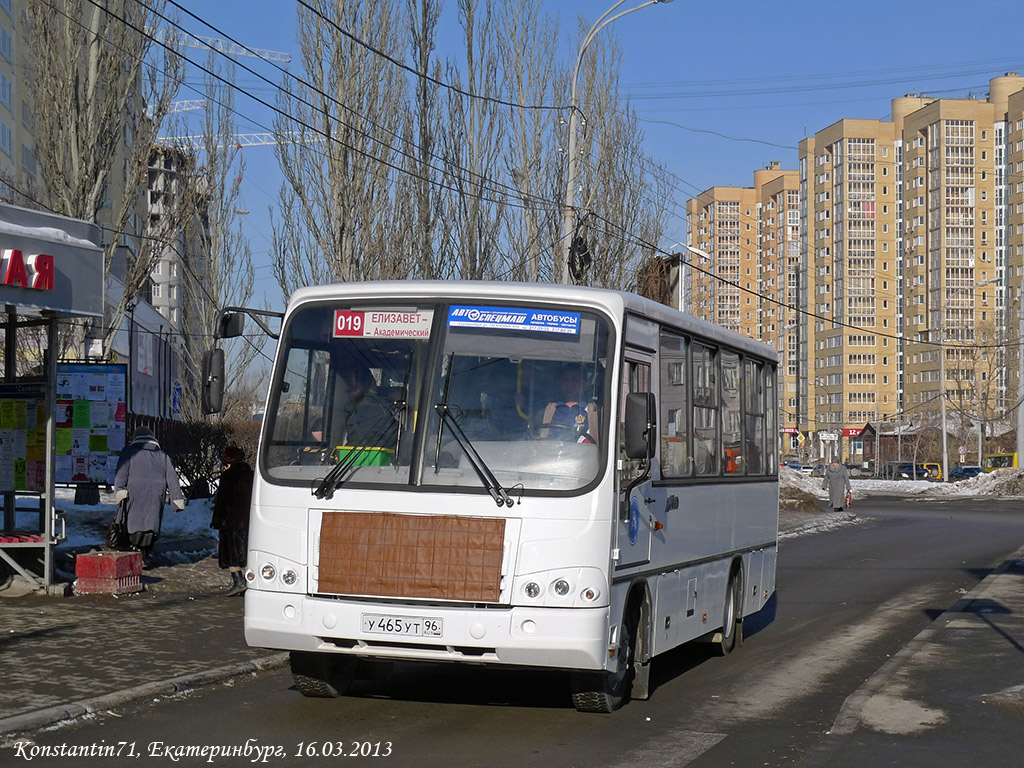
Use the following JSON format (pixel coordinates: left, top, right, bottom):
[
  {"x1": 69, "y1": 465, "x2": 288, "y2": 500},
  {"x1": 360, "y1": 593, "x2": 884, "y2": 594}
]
[{"x1": 361, "y1": 614, "x2": 443, "y2": 638}]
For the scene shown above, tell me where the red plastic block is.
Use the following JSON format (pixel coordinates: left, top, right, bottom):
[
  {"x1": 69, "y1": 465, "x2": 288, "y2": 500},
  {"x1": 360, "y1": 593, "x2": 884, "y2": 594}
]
[
  {"x1": 76, "y1": 551, "x2": 143, "y2": 581},
  {"x1": 76, "y1": 574, "x2": 142, "y2": 595}
]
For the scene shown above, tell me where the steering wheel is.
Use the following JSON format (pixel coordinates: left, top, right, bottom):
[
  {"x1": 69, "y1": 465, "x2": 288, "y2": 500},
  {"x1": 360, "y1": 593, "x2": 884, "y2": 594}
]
[{"x1": 532, "y1": 422, "x2": 596, "y2": 445}]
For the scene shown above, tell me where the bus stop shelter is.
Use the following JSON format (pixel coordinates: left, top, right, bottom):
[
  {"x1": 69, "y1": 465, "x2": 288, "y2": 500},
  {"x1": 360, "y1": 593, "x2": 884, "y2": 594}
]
[{"x1": 0, "y1": 202, "x2": 104, "y2": 592}]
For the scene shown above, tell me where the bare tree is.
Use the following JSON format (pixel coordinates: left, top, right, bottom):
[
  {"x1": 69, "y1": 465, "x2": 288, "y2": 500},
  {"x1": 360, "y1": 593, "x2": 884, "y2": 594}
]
[
  {"x1": 496, "y1": 0, "x2": 562, "y2": 282},
  {"x1": 406, "y1": 0, "x2": 443, "y2": 279},
  {"x1": 437, "y1": 0, "x2": 507, "y2": 280},
  {"x1": 23, "y1": 0, "x2": 184, "y2": 354},
  {"x1": 271, "y1": 0, "x2": 408, "y2": 298},
  {"x1": 177, "y1": 55, "x2": 258, "y2": 422}
]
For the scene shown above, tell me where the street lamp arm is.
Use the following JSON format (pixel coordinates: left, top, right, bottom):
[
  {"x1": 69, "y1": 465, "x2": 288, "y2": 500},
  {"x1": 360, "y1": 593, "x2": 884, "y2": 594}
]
[{"x1": 560, "y1": 0, "x2": 675, "y2": 284}]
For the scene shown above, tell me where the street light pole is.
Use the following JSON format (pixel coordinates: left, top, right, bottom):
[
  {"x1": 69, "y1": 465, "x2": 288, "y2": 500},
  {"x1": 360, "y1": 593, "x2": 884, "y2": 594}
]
[
  {"x1": 938, "y1": 325, "x2": 949, "y2": 485},
  {"x1": 560, "y1": 0, "x2": 676, "y2": 284},
  {"x1": 1017, "y1": 286, "x2": 1024, "y2": 463}
]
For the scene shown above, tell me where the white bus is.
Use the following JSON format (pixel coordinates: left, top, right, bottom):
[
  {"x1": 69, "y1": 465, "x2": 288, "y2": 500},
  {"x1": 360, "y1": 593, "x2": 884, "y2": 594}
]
[{"x1": 213, "y1": 281, "x2": 779, "y2": 712}]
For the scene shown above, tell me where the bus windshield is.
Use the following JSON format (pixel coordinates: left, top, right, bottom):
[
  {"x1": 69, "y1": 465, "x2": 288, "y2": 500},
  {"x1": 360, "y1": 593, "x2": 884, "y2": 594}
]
[{"x1": 261, "y1": 301, "x2": 611, "y2": 494}]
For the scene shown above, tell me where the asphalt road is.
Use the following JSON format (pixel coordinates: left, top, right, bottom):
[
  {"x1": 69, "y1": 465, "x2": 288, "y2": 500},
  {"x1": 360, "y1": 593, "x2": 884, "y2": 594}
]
[{"x1": 11, "y1": 496, "x2": 1024, "y2": 767}]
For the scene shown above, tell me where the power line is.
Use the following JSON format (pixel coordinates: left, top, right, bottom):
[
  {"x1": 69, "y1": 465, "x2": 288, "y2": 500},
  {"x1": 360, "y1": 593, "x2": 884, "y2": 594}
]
[{"x1": 289, "y1": 0, "x2": 567, "y2": 113}]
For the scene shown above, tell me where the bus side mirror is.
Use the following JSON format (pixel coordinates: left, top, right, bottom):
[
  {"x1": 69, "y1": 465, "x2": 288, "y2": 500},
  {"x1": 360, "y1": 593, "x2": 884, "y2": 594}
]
[
  {"x1": 201, "y1": 348, "x2": 225, "y2": 415},
  {"x1": 216, "y1": 312, "x2": 244, "y2": 339},
  {"x1": 625, "y1": 392, "x2": 656, "y2": 459}
]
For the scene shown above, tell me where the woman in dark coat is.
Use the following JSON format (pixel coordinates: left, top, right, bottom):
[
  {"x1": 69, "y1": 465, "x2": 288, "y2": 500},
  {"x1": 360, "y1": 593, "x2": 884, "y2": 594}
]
[
  {"x1": 114, "y1": 426, "x2": 185, "y2": 565},
  {"x1": 822, "y1": 458, "x2": 852, "y2": 512},
  {"x1": 212, "y1": 445, "x2": 254, "y2": 596}
]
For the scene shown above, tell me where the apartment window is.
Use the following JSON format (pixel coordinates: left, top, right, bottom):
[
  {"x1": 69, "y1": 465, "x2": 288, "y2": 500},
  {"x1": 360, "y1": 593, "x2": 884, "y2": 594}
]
[
  {"x1": 0, "y1": 25, "x2": 10, "y2": 62},
  {"x1": 0, "y1": 117, "x2": 8, "y2": 158},
  {"x1": 0, "y1": 73, "x2": 9, "y2": 111},
  {"x1": 19, "y1": 145, "x2": 34, "y2": 180},
  {"x1": 153, "y1": 262, "x2": 161, "y2": 276},
  {"x1": 152, "y1": 284, "x2": 161, "y2": 299}
]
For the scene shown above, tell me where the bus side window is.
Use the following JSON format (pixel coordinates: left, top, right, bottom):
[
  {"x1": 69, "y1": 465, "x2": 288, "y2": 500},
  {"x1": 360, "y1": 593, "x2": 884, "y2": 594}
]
[
  {"x1": 659, "y1": 329, "x2": 689, "y2": 479},
  {"x1": 692, "y1": 343, "x2": 719, "y2": 476}
]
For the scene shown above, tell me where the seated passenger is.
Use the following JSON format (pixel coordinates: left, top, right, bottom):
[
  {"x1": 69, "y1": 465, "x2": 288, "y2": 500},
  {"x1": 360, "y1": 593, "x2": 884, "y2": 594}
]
[
  {"x1": 342, "y1": 366, "x2": 398, "y2": 449},
  {"x1": 541, "y1": 363, "x2": 599, "y2": 444}
]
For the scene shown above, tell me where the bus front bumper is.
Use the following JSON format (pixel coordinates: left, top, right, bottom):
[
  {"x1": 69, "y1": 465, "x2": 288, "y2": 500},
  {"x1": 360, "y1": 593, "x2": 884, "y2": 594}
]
[{"x1": 244, "y1": 589, "x2": 611, "y2": 671}]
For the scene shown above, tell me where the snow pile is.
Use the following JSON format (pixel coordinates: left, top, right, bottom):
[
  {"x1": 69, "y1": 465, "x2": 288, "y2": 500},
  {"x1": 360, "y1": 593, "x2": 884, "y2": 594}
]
[
  {"x1": 779, "y1": 465, "x2": 1024, "y2": 499},
  {"x1": 929, "y1": 467, "x2": 1024, "y2": 497}
]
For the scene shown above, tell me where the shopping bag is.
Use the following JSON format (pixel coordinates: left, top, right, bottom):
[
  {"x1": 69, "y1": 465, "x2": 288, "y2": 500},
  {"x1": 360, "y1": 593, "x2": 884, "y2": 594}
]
[
  {"x1": 845, "y1": 490, "x2": 853, "y2": 508},
  {"x1": 104, "y1": 499, "x2": 130, "y2": 551}
]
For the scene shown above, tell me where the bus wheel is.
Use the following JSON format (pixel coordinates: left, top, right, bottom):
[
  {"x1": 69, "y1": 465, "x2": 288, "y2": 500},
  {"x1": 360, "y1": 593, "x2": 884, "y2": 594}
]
[
  {"x1": 718, "y1": 567, "x2": 743, "y2": 656},
  {"x1": 289, "y1": 651, "x2": 357, "y2": 698},
  {"x1": 570, "y1": 605, "x2": 638, "y2": 713}
]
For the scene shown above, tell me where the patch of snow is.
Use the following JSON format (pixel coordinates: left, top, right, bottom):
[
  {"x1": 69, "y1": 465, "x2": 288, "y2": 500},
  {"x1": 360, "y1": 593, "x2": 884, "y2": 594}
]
[{"x1": 780, "y1": 466, "x2": 1024, "y2": 499}]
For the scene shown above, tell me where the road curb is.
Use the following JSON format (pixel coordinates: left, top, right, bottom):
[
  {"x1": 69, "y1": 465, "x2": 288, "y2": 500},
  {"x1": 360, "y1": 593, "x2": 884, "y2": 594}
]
[
  {"x1": 826, "y1": 541, "x2": 1024, "y2": 738},
  {"x1": 0, "y1": 653, "x2": 289, "y2": 738}
]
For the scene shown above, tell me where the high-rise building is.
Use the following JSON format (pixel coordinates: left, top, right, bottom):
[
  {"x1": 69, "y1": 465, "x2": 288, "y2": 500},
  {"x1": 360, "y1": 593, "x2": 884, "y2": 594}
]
[
  {"x1": 697, "y1": 74, "x2": 1024, "y2": 467},
  {"x1": 685, "y1": 165, "x2": 801, "y2": 440},
  {"x1": 899, "y1": 74, "x2": 1024, "y2": 467},
  {"x1": 799, "y1": 118, "x2": 901, "y2": 461},
  {"x1": 686, "y1": 186, "x2": 758, "y2": 337}
]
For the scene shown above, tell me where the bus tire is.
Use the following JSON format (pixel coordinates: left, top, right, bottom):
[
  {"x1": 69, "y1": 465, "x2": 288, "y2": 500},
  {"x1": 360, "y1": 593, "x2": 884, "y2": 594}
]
[
  {"x1": 570, "y1": 603, "x2": 638, "y2": 713},
  {"x1": 289, "y1": 651, "x2": 356, "y2": 698},
  {"x1": 718, "y1": 565, "x2": 743, "y2": 656}
]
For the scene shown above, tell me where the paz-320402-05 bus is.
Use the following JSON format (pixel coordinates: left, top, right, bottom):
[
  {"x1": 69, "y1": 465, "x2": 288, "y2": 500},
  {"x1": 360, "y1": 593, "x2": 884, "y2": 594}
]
[{"x1": 207, "y1": 281, "x2": 779, "y2": 713}]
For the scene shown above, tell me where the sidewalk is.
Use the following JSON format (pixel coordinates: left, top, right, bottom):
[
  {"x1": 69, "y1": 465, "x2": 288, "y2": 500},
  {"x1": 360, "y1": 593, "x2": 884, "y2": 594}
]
[
  {"x1": 0, "y1": 540, "x2": 287, "y2": 737},
  {"x1": 803, "y1": 542, "x2": 1024, "y2": 767}
]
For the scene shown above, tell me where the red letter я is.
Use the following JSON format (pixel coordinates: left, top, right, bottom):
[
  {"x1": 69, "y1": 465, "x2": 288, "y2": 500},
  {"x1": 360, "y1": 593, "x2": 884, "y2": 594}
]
[
  {"x1": 4, "y1": 249, "x2": 28, "y2": 287},
  {"x1": 30, "y1": 254, "x2": 54, "y2": 290}
]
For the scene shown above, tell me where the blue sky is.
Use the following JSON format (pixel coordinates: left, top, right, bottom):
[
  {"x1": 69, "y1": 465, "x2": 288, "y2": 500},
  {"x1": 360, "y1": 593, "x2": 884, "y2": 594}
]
[{"x1": 164, "y1": 0, "x2": 1024, "y2": 307}]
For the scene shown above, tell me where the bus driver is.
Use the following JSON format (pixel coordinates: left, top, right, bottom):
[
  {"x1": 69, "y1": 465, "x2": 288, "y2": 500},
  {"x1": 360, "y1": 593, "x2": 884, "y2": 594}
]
[{"x1": 541, "y1": 363, "x2": 599, "y2": 445}]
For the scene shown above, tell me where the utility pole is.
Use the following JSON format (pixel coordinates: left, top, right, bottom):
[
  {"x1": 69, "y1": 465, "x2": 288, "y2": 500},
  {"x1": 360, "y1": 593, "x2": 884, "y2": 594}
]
[
  {"x1": 939, "y1": 325, "x2": 949, "y2": 484},
  {"x1": 1018, "y1": 286, "x2": 1024, "y2": 463}
]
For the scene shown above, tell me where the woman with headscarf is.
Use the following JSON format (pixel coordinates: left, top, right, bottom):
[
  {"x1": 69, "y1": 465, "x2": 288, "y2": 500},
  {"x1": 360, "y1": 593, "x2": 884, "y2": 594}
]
[
  {"x1": 211, "y1": 445, "x2": 254, "y2": 596},
  {"x1": 113, "y1": 426, "x2": 185, "y2": 566},
  {"x1": 822, "y1": 457, "x2": 852, "y2": 513}
]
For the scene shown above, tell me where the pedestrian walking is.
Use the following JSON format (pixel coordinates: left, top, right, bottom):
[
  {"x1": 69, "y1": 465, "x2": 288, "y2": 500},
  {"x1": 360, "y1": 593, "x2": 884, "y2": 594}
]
[
  {"x1": 113, "y1": 426, "x2": 186, "y2": 566},
  {"x1": 211, "y1": 445, "x2": 254, "y2": 596},
  {"x1": 822, "y1": 457, "x2": 852, "y2": 513}
]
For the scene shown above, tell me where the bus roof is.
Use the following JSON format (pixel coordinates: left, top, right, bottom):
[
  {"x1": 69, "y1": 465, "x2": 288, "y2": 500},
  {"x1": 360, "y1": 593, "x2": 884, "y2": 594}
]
[{"x1": 287, "y1": 280, "x2": 778, "y2": 364}]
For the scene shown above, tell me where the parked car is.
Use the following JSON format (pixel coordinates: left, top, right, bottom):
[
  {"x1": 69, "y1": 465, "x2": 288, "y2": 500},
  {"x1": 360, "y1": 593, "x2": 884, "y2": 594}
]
[
  {"x1": 880, "y1": 461, "x2": 930, "y2": 480},
  {"x1": 844, "y1": 463, "x2": 863, "y2": 478},
  {"x1": 948, "y1": 465, "x2": 983, "y2": 481},
  {"x1": 921, "y1": 462, "x2": 942, "y2": 480},
  {"x1": 810, "y1": 463, "x2": 826, "y2": 477}
]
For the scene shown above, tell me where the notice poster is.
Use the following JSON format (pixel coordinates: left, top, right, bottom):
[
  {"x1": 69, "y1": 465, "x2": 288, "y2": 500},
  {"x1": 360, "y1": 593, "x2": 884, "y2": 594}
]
[
  {"x1": 55, "y1": 364, "x2": 128, "y2": 486},
  {"x1": 0, "y1": 382, "x2": 48, "y2": 493}
]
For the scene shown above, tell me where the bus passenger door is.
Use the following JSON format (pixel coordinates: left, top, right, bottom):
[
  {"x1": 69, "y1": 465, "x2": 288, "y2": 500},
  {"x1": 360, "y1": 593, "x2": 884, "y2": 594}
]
[{"x1": 616, "y1": 354, "x2": 654, "y2": 568}]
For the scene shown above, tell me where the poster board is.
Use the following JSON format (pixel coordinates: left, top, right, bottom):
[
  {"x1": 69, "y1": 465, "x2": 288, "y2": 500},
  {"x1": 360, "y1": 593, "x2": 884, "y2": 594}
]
[
  {"x1": 0, "y1": 381, "x2": 48, "y2": 493},
  {"x1": 55, "y1": 363, "x2": 128, "y2": 485}
]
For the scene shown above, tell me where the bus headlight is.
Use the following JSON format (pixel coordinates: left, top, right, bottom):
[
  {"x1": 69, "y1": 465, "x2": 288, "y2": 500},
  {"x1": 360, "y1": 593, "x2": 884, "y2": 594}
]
[
  {"x1": 524, "y1": 582, "x2": 541, "y2": 598},
  {"x1": 581, "y1": 587, "x2": 600, "y2": 602},
  {"x1": 281, "y1": 569, "x2": 297, "y2": 586},
  {"x1": 552, "y1": 579, "x2": 571, "y2": 596},
  {"x1": 260, "y1": 564, "x2": 277, "y2": 581}
]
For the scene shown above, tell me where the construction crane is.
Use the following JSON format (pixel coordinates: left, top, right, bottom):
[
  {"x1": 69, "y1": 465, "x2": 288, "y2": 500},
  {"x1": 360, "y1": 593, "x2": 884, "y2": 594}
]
[
  {"x1": 148, "y1": 99, "x2": 206, "y2": 118},
  {"x1": 155, "y1": 132, "x2": 323, "y2": 150},
  {"x1": 149, "y1": 28, "x2": 291, "y2": 63}
]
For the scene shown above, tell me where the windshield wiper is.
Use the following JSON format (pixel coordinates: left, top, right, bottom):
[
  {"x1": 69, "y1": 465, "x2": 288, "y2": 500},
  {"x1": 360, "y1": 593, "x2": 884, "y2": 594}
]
[
  {"x1": 312, "y1": 399, "x2": 405, "y2": 500},
  {"x1": 435, "y1": 403, "x2": 513, "y2": 508}
]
